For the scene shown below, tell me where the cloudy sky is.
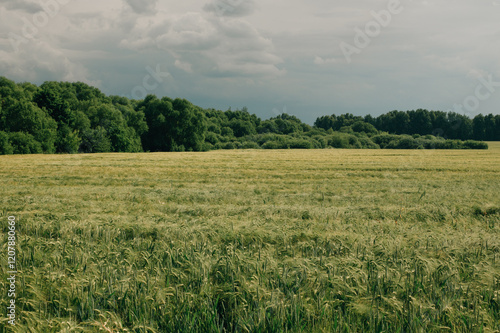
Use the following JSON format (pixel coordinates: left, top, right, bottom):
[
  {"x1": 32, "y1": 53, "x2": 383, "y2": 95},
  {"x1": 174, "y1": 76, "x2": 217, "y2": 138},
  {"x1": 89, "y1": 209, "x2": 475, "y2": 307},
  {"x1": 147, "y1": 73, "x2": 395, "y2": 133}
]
[{"x1": 1, "y1": 0, "x2": 499, "y2": 123}]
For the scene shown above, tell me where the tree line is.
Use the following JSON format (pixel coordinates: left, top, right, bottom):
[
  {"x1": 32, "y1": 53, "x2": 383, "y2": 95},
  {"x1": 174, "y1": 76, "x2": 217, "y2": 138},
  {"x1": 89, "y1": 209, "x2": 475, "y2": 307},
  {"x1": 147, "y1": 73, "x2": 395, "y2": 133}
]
[
  {"x1": 0, "y1": 77, "x2": 494, "y2": 154},
  {"x1": 315, "y1": 110, "x2": 500, "y2": 141}
]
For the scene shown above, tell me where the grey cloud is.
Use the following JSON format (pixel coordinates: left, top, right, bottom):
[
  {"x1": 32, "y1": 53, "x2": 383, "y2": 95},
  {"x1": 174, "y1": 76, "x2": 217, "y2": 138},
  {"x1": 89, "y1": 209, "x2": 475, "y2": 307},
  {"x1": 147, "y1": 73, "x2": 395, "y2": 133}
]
[
  {"x1": 2, "y1": 0, "x2": 43, "y2": 14},
  {"x1": 2, "y1": 0, "x2": 499, "y2": 123},
  {"x1": 124, "y1": 0, "x2": 158, "y2": 15},
  {"x1": 0, "y1": 38, "x2": 96, "y2": 86},
  {"x1": 203, "y1": 0, "x2": 256, "y2": 17},
  {"x1": 121, "y1": 11, "x2": 284, "y2": 78}
]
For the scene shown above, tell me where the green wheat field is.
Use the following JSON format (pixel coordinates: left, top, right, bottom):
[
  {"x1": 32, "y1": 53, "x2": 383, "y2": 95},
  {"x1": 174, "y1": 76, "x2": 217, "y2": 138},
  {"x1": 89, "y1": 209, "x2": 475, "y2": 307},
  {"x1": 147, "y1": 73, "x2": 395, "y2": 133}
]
[{"x1": 1, "y1": 144, "x2": 500, "y2": 332}]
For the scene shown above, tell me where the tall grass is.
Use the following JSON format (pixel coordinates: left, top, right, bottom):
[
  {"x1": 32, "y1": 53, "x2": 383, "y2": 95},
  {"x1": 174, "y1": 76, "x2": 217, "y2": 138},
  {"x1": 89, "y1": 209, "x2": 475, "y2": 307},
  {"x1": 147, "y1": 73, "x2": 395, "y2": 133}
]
[{"x1": 0, "y1": 144, "x2": 499, "y2": 332}]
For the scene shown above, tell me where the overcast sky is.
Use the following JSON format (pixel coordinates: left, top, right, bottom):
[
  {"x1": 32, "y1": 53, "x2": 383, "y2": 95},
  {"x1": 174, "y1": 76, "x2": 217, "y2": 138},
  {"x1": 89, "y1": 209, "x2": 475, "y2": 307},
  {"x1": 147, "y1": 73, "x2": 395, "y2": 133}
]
[{"x1": 1, "y1": 0, "x2": 499, "y2": 123}]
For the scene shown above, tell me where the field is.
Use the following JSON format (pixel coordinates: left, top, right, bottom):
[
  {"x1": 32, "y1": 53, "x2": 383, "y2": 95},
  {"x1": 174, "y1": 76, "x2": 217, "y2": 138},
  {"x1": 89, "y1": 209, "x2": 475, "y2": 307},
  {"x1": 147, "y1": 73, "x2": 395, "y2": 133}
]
[{"x1": 1, "y1": 144, "x2": 499, "y2": 332}]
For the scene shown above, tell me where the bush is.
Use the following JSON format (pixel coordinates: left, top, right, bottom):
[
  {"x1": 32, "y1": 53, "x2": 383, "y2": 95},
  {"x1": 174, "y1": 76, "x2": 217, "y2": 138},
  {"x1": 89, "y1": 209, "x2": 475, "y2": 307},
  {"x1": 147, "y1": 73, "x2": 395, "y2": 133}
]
[
  {"x1": 326, "y1": 133, "x2": 367, "y2": 149},
  {"x1": 56, "y1": 125, "x2": 82, "y2": 153},
  {"x1": 285, "y1": 138, "x2": 314, "y2": 149},
  {"x1": 221, "y1": 126, "x2": 234, "y2": 137},
  {"x1": 372, "y1": 134, "x2": 401, "y2": 148},
  {"x1": 358, "y1": 136, "x2": 380, "y2": 149},
  {"x1": 262, "y1": 141, "x2": 284, "y2": 149},
  {"x1": 462, "y1": 140, "x2": 488, "y2": 149},
  {"x1": 217, "y1": 142, "x2": 237, "y2": 150},
  {"x1": 240, "y1": 141, "x2": 260, "y2": 149},
  {"x1": 386, "y1": 136, "x2": 421, "y2": 149},
  {"x1": 9, "y1": 132, "x2": 43, "y2": 154},
  {"x1": 200, "y1": 142, "x2": 214, "y2": 151},
  {"x1": 79, "y1": 126, "x2": 112, "y2": 153},
  {"x1": 0, "y1": 131, "x2": 13, "y2": 155},
  {"x1": 305, "y1": 128, "x2": 327, "y2": 137},
  {"x1": 312, "y1": 136, "x2": 328, "y2": 148},
  {"x1": 229, "y1": 119, "x2": 256, "y2": 137},
  {"x1": 171, "y1": 143, "x2": 185, "y2": 152},
  {"x1": 430, "y1": 140, "x2": 461, "y2": 149},
  {"x1": 327, "y1": 133, "x2": 348, "y2": 148},
  {"x1": 205, "y1": 132, "x2": 219, "y2": 145},
  {"x1": 348, "y1": 135, "x2": 362, "y2": 148},
  {"x1": 352, "y1": 121, "x2": 378, "y2": 135}
]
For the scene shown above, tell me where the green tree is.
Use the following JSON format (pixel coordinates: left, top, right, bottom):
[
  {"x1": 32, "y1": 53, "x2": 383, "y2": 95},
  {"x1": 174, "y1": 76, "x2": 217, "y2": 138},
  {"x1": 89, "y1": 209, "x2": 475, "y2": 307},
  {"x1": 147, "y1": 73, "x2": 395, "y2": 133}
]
[
  {"x1": 484, "y1": 114, "x2": 496, "y2": 141},
  {"x1": 9, "y1": 132, "x2": 43, "y2": 154},
  {"x1": 34, "y1": 85, "x2": 71, "y2": 124},
  {"x1": 56, "y1": 124, "x2": 81, "y2": 153},
  {"x1": 79, "y1": 126, "x2": 112, "y2": 153},
  {"x1": 140, "y1": 96, "x2": 207, "y2": 152},
  {"x1": 352, "y1": 121, "x2": 378, "y2": 135},
  {"x1": 314, "y1": 115, "x2": 336, "y2": 130},
  {"x1": 0, "y1": 99, "x2": 57, "y2": 153},
  {"x1": 473, "y1": 114, "x2": 485, "y2": 140},
  {"x1": 0, "y1": 131, "x2": 13, "y2": 154},
  {"x1": 229, "y1": 118, "x2": 256, "y2": 137}
]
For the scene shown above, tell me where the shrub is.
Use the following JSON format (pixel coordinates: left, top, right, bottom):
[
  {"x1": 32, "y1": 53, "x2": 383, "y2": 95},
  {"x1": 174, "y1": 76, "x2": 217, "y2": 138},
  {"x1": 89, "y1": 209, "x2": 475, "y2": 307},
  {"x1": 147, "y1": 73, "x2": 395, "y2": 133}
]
[
  {"x1": 0, "y1": 131, "x2": 13, "y2": 154},
  {"x1": 372, "y1": 134, "x2": 401, "y2": 148},
  {"x1": 312, "y1": 136, "x2": 327, "y2": 148},
  {"x1": 327, "y1": 133, "x2": 350, "y2": 148},
  {"x1": 262, "y1": 141, "x2": 284, "y2": 149},
  {"x1": 358, "y1": 136, "x2": 380, "y2": 149},
  {"x1": 56, "y1": 124, "x2": 81, "y2": 153},
  {"x1": 200, "y1": 142, "x2": 214, "y2": 151},
  {"x1": 348, "y1": 135, "x2": 362, "y2": 148},
  {"x1": 218, "y1": 142, "x2": 236, "y2": 150},
  {"x1": 431, "y1": 140, "x2": 461, "y2": 149},
  {"x1": 9, "y1": 132, "x2": 43, "y2": 154},
  {"x1": 352, "y1": 121, "x2": 378, "y2": 135},
  {"x1": 221, "y1": 126, "x2": 234, "y2": 137},
  {"x1": 386, "y1": 136, "x2": 421, "y2": 149},
  {"x1": 286, "y1": 138, "x2": 314, "y2": 149},
  {"x1": 204, "y1": 131, "x2": 219, "y2": 145},
  {"x1": 79, "y1": 126, "x2": 112, "y2": 153},
  {"x1": 171, "y1": 143, "x2": 186, "y2": 152},
  {"x1": 240, "y1": 141, "x2": 260, "y2": 149},
  {"x1": 462, "y1": 140, "x2": 488, "y2": 149}
]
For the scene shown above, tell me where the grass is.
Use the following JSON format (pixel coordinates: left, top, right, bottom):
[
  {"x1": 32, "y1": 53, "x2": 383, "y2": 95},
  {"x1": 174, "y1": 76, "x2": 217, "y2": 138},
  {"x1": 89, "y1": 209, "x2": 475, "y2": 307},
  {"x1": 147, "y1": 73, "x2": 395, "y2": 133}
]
[{"x1": 0, "y1": 143, "x2": 499, "y2": 332}]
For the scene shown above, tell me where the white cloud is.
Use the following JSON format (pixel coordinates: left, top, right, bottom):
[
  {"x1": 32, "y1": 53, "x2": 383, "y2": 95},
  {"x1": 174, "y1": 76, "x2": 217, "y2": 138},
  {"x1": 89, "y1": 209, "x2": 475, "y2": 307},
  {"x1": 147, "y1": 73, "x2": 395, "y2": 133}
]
[
  {"x1": 120, "y1": 10, "x2": 284, "y2": 78},
  {"x1": 174, "y1": 59, "x2": 193, "y2": 73},
  {"x1": 0, "y1": 38, "x2": 98, "y2": 86}
]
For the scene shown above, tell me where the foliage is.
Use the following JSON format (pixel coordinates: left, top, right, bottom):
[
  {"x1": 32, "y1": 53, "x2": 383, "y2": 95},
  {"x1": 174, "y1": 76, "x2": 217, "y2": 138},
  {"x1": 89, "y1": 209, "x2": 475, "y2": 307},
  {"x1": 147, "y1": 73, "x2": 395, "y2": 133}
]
[
  {"x1": 0, "y1": 76, "x2": 494, "y2": 155},
  {"x1": 139, "y1": 95, "x2": 207, "y2": 152},
  {"x1": 79, "y1": 126, "x2": 112, "y2": 153},
  {"x1": 8, "y1": 131, "x2": 43, "y2": 154},
  {"x1": 0, "y1": 131, "x2": 13, "y2": 154}
]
